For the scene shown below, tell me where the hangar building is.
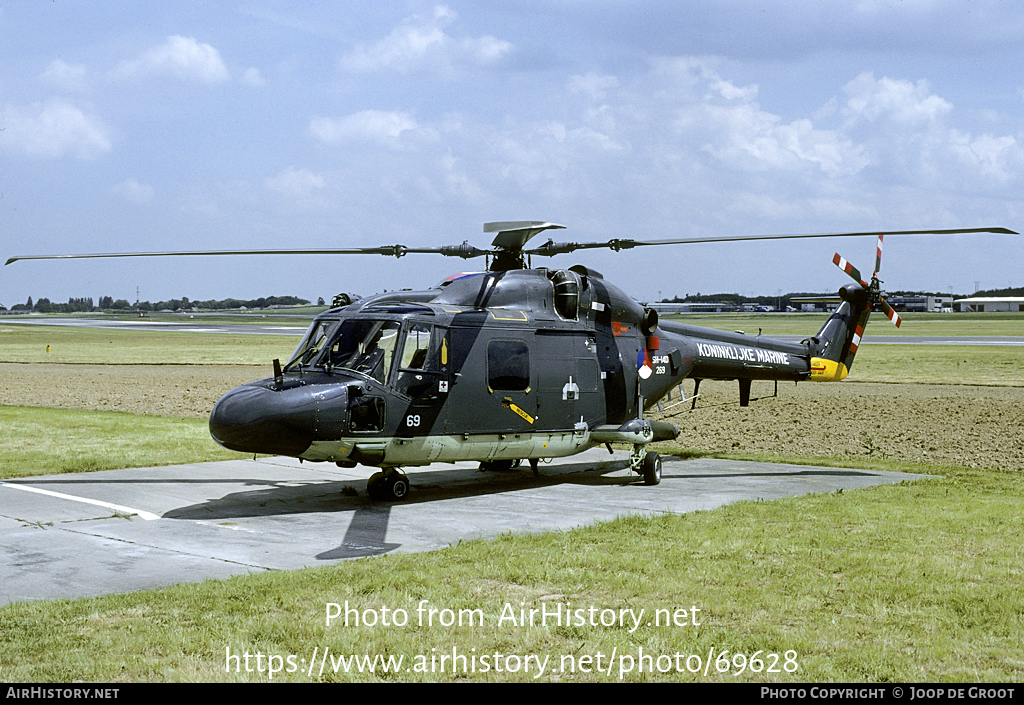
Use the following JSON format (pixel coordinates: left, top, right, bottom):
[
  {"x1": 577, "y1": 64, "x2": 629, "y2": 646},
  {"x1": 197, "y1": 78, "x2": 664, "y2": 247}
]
[{"x1": 886, "y1": 295, "x2": 953, "y2": 312}]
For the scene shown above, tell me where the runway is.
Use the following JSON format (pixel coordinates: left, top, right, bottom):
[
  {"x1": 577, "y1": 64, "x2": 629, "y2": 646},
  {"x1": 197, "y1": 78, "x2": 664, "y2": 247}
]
[{"x1": 0, "y1": 449, "x2": 935, "y2": 606}]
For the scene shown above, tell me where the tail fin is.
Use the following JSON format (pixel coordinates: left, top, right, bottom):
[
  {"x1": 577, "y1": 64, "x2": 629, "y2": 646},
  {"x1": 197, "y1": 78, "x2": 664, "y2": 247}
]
[
  {"x1": 809, "y1": 283, "x2": 871, "y2": 382},
  {"x1": 810, "y1": 234, "x2": 908, "y2": 381}
]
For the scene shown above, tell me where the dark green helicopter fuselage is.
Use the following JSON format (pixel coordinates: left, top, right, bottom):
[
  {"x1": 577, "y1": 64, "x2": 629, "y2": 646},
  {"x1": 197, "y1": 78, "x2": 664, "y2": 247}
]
[{"x1": 209, "y1": 265, "x2": 868, "y2": 469}]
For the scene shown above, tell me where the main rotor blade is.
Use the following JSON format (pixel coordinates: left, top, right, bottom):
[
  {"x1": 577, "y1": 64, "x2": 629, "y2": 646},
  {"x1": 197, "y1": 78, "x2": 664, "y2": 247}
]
[
  {"x1": 5, "y1": 243, "x2": 487, "y2": 266},
  {"x1": 526, "y1": 226, "x2": 1016, "y2": 257},
  {"x1": 7, "y1": 226, "x2": 1015, "y2": 266}
]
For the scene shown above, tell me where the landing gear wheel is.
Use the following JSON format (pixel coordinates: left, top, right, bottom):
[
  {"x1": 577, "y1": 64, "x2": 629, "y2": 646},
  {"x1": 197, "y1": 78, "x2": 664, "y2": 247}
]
[
  {"x1": 641, "y1": 452, "x2": 662, "y2": 486},
  {"x1": 366, "y1": 472, "x2": 385, "y2": 499},
  {"x1": 388, "y1": 472, "x2": 410, "y2": 501},
  {"x1": 367, "y1": 470, "x2": 411, "y2": 501}
]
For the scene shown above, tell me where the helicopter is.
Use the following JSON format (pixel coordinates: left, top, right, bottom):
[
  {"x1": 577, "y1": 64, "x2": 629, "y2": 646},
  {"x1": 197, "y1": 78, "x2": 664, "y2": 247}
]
[{"x1": 6, "y1": 222, "x2": 1016, "y2": 500}]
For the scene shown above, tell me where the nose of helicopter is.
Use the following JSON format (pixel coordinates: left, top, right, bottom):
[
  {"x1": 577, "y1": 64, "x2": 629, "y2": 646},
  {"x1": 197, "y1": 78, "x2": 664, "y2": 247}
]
[{"x1": 209, "y1": 382, "x2": 345, "y2": 457}]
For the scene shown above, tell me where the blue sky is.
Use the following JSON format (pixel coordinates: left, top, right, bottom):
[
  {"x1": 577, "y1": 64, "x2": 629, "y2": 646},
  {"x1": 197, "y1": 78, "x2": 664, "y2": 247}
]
[{"x1": 2, "y1": 1, "x2": 1022, "y2": 306}]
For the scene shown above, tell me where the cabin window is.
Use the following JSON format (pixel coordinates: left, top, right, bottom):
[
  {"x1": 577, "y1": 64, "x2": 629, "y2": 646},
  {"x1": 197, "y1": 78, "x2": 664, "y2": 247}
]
[{"x1": 487, "y1": 339, "x2": 530, "y2": 391}]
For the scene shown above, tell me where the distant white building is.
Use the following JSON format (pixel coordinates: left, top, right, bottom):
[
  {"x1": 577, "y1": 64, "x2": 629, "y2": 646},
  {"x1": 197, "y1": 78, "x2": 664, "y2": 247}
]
[
  {"x1": 885, "y1": 295, "x2": 953, "y2": 312},
  {"x1": 953, "y1": 297, "x2": 1024, "y2": 312}
]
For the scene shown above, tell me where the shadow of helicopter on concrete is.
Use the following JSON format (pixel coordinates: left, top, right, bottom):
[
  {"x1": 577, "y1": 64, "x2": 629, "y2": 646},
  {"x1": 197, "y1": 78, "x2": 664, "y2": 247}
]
[{"x1": 156, "y1": 454, "x2": 890, "y2": 560}]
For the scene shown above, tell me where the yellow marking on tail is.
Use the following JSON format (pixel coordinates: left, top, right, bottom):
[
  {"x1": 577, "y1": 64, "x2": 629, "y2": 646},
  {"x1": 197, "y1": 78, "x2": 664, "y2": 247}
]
[{"x1": 810, "y1": 358, "x2": 849, "y2": 382}]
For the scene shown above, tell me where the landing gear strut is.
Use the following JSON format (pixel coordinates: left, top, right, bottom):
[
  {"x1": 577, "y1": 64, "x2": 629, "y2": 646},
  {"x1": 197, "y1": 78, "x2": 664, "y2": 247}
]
[{"x1": 367, "y1": 469, "x2": 411, "y2": 501}]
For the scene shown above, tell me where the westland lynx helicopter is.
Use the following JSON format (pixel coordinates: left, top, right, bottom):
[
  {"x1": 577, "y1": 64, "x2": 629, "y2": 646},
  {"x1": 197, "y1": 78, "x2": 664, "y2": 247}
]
[{"x1": 6, "y1": 222, "x2": 1015, "y2": 500}]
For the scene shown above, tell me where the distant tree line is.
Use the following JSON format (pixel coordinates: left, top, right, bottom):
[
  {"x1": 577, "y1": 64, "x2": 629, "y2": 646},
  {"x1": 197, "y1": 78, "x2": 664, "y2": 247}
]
[
  {"x1": 974, "y1": 286, "x2": 1024, "y2": 298},
  {"x1": 5, "y1": 295, "x2": 311, "y2": 313}
]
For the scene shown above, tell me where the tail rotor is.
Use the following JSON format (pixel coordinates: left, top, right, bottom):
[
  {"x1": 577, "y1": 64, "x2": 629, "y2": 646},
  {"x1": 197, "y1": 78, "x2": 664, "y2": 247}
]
[{"x1": 833, "y1": 234, "x2": 902, "y2": 328}]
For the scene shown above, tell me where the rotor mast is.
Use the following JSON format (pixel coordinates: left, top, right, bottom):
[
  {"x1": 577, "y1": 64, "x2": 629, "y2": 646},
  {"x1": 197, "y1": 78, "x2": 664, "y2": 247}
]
[{"x1": 484, "y1": 221, "x2": 566, "y2": 271}]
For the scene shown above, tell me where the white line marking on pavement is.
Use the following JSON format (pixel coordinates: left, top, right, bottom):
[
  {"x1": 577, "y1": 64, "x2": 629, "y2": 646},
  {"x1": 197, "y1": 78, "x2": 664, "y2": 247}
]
[{"x1": 0, "y1": 483, "x2": 161, "y2": 521}]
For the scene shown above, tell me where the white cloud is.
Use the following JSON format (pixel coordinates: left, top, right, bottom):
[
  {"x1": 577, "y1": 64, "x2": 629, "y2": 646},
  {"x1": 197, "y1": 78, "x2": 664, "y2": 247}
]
[
  {"x1": 710, "y1": 76, "x2": 759, "y2": 103},
  {"x1": 841, "y1": 72, "x2": 952, "y2": 126},
  {"x1": 340, "y1": 5, "x2": 512, "y2": 74},
  {"x1": 41, "y1": 59, "x2": 89, "y2": 92},
  {"x1": 439, "y1": 150, "x2": 483, "y2": 201},
  {"x1": 115, "y1": 35, "x2": 230, "y2": 83},
  {"x1": 2, "y1": 100, "x2": 111, "y2": 159},
  {"x1": 568, "y1": 73, "x2": 619, "y2": 101},
  {"x1": 240, "y1": 67, "x2": 266, "y2": 87},
  {"x1": 112, "y1": 178, "x2": 154, "y2": 204},
  {"x1": 310, "y1": 110, "x2": 418, "y2": 144},
  {"x1": 952, "y1": 133, "x2": 1019, "y2": 181},
  {"x1": 264, "y1": 166, "x2": 325, "y2": 198},
  {"x1": 827, "y1": 72, "x2": 1022, "y2": 187},
  {"x1": 697, "y1": 102, "x2": 868, "y2": 177},
  {"x1": 460, "y1": 34, "x2": 512, "y2": 64},
  {"x1": 649, "y1": 62, "x2": 869, "y2": 178}
]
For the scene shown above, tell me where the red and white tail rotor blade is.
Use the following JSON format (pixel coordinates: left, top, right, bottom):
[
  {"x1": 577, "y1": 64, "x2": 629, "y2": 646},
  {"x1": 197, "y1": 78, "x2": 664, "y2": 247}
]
[
  {"x1": 833, "y1": 242, "x2": 902, "y2": 328},
  {"x1": 881, "y1": 298, "x2": 903, "y2": 328},
  {"x1": 832, "y1": 253, "x2": 869, "y2": 287}
]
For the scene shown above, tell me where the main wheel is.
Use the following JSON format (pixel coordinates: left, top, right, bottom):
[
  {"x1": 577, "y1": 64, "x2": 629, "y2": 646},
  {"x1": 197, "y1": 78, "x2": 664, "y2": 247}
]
[
  {"x1": 387, "y1": 472, "x2": 410, "y2": 501},
  {"x1": 366, "y1": 471, "x2": 410, "y2": 501},
  {"x1": 641, "y1": 452, "x2": 662, "y2": 486}
]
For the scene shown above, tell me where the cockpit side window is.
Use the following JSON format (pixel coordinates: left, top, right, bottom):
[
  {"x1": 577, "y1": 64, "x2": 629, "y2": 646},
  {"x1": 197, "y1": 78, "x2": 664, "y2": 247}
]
[
  {"x1": 399, "y1": 323, "x2": 432, "y2": 370},
  {"x1": 395, "y1": 322, "x2": 438, "y2": 398},
  {"x1": 328, "y1": 320, "x2": 401, "y2": 384}
]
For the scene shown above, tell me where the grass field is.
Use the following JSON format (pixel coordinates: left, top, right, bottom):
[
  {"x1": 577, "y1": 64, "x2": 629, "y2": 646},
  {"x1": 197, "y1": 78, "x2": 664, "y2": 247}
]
[
  {"x1": 0, "y1": 317, "x2": 298, "y2": 365},
  {"x1": 0, "y1": 407, "x2": 238, "y2": 477},
  {"x1": 1, "y1": 314, "x2": 1022, "y2": 682},
  {"x1": 2, "y1": 459, "x2": 1021, "y2": 682}
]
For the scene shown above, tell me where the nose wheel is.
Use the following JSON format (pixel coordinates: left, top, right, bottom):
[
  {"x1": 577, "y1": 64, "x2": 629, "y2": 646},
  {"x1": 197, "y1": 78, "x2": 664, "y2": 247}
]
[
  {"x1": 641, "y1": 451, "x2": 662, "y2": 485},
  {"x1": 630, "y1": 445, "x2": 662, "y2": 486},
  {"x1": 367, "y1": 469, "x2": 411, "y2": 501}
]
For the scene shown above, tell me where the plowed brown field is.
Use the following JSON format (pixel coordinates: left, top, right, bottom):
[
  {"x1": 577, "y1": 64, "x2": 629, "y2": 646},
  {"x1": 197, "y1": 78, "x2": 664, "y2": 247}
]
[{"x1": 3, "y1": 362, "x2": 1021, "y2": 472}]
